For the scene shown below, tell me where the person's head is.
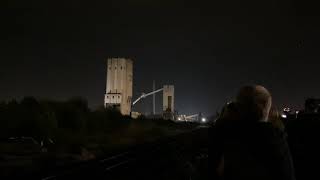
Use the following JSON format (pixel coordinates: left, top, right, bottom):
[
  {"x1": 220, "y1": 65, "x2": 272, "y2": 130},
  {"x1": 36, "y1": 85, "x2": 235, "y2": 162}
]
[
  {"x1": 216, "y1": 102, "x2": 239, "y2": 123},
  {"x1": 235, "y1": 85, "x2": 272, "y2": 122}
]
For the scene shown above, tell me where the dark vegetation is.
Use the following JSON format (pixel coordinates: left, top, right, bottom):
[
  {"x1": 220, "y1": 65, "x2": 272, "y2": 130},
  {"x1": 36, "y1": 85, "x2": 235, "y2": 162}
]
[{"x1": 0, "y1": 97, "x2": 198, "y2": 177}]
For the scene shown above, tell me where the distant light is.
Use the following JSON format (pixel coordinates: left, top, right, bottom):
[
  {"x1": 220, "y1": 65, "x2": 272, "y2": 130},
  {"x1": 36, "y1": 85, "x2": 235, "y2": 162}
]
[
  {"x1": 178, "y1": 117, "x2": 182, "y2": 121},
  {"x1": 201, "y1": 118, "x2": 206, "y2": 123},
  {"x1": 283, "y1": 107, "x2": 290, "y2": 112},
  {"x1": 281, "y1": 114, "x2": 287, "y2": 118},
  {"x1": 295, "y1": 111, "x2": 299, "y2": 114}
]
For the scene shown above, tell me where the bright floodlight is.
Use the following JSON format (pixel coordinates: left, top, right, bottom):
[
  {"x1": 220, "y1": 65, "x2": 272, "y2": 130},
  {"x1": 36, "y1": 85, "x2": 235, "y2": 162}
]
[
  {"x1": 201, "y1": 117, "x2": 206, "y2": 122},
  {"x1": 178, "y1": 117, "x2": 182, "y2": 121},
  {"x1": 281, "y1": 114, "x2": 287, "y2": 118}
]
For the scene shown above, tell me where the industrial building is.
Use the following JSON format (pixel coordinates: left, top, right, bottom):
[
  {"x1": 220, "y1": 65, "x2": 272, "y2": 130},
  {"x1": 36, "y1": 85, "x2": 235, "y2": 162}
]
[
  {"x1": 163, "y1": 85, "x2": 174, "y2": 113},
  {"x1": 104, "y1": 58, "x2": 179, "y2": 120},
  {"x1": 104, "y1": 58, "x2": 133, "y2": 115}
]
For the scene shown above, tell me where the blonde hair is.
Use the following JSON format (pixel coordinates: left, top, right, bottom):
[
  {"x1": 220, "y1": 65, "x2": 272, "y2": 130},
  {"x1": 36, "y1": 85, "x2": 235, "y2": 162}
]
[
  {"x1": 269, "y1": 107, "x2": 285, "y2": 131},
  {"x1": 235, "y1": 85, "x2": 272, "y2": 121}
]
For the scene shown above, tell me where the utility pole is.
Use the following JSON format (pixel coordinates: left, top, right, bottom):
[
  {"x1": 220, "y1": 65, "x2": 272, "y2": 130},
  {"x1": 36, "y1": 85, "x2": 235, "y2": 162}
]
[{"x1": 153, "y1": 80, "x2": 156, "y2": 115}]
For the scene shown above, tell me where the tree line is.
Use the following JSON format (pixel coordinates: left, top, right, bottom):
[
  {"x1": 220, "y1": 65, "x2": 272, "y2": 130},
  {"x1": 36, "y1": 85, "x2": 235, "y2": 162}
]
[
  {"x1": 0, "y1": 97, "x2": 132, "y2": 141},
  {"x1": 0, "y1": 97, "x2": 194, "y2": 145}
]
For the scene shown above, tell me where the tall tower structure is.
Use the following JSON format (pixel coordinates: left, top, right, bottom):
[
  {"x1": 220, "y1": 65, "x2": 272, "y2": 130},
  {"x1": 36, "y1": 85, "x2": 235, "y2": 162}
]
[
  {"x1": 163, "y1": 85, "x2": 174, "y2": 113},
  {"x1": 104, "y1": 58, "x2": 133, "y2": 115}
]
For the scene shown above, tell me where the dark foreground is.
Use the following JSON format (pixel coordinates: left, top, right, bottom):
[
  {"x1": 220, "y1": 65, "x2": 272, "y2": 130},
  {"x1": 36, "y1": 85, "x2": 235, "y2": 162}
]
[{"x1": 9, "y1": 127, "x2": 208, "y2": 180}]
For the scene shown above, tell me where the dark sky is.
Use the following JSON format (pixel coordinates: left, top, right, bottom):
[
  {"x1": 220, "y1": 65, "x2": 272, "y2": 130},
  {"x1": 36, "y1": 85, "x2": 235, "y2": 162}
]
[{"x1": 1, "y1": 0, "x2": 320, "y2": 116}]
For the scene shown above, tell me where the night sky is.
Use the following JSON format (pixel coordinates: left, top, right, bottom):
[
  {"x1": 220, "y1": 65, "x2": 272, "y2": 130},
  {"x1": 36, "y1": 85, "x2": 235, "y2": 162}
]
[{"x1": 1, "y1": 0, "x2": 320, "y2": 116}]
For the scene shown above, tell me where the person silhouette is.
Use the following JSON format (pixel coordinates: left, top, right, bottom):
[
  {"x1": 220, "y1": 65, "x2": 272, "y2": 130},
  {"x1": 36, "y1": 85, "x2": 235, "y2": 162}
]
[{"x1": 210, "y1": 85, "x2": 295, "y2": 180}]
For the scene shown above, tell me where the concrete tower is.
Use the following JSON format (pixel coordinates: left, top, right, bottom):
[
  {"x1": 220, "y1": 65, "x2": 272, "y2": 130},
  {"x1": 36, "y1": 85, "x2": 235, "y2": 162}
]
[
  {"x1": 163, "y1": 85, "x2": 174, "y2": 113},
  {"x1": 104, "y1": 58, "x2": 133, "y2": 115}
]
